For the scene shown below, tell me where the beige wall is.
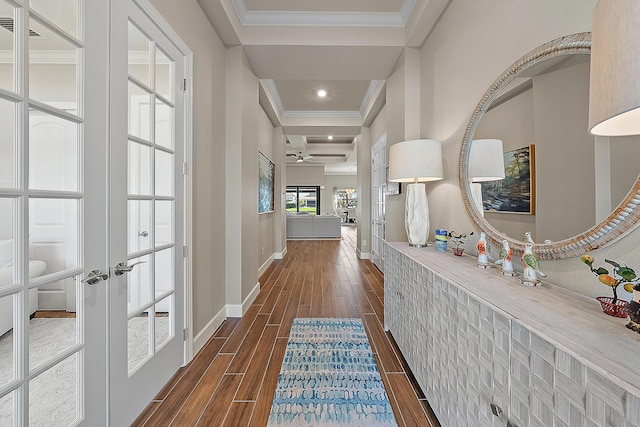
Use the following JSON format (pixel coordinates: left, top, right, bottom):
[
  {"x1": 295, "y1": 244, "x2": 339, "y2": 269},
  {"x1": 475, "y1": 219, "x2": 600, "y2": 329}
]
[
  {"x1": 226, "y1": 46, "x2": 264, "y2": 306},
  {"x1": 384, "y1": 53, "x2": 409, "y2": 243},
  {"x1": 272, "y1": 127, "x2": 287, "y2": 257},
  {"x1": 417, "y1": 0, "x2": 640, "y2": 299},
  {"x1": 149, "y1": 0, "x2": 228, "y2": 335},
  {"x1": 286, "y1": 165, "x2": 326, "y2": 186}
]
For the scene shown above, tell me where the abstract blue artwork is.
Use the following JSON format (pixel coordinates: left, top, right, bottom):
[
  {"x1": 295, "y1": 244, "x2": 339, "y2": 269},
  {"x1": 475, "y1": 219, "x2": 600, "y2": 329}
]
[{"x1": 259, "y1": 151, "x2": 275, "y2": 213}]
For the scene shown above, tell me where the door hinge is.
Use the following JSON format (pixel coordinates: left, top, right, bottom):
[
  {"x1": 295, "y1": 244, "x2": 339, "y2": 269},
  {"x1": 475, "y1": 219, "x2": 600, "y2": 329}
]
[
  {"x1": 183, "y1": 245, "x2": 188, "y2": 257},
  {"x1": 182, "y1": 162, "x2": 188, "y2": 175},
  {"x1": 182, "y1": 328, "x2": 188, "y2": 341},
  {"x1": 183, "y1": 78, "x2": 187, "y2": 91}
]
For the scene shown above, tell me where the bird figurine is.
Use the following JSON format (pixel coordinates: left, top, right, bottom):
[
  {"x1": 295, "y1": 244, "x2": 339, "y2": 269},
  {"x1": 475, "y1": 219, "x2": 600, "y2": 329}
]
[
  {"x1": 495, "y1": 239, "x2": 514, "y2": 276},
  {"x1": 524, "y1": 231, "x2": 535, "y2": 244},
  {"x1": 521, "y1": 242, "x2": 546, "y2": 286},
  {"x1": 476, "y1": 232, "x2": 490, "y2": 268}
]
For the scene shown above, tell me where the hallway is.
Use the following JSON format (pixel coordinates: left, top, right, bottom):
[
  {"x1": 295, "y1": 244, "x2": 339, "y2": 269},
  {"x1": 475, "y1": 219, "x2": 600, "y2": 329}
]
[{"x1": 133, "y1": 226, "x2": 439, "y2": 426}]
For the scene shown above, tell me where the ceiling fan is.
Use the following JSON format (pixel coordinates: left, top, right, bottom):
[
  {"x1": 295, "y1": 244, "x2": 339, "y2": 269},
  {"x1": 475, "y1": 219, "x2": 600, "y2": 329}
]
[{"x1": 287, "y1": 152, "x2": 315, "y2": 163}]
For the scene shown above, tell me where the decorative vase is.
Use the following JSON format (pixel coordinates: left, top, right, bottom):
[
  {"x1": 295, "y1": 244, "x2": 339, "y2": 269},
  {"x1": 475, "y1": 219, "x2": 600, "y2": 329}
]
[
  {"x1": 596, "y1": 296, "x2": 628, "y2": 318},
  {"x1": 453, "y1": 248, "x2": 464, "y2": 256}
]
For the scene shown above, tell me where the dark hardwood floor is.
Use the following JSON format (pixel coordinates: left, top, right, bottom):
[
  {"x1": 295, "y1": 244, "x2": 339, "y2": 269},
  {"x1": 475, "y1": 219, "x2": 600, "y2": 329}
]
[{"x1": 132, "y1": 225, "x2": 440, "y2": 426}]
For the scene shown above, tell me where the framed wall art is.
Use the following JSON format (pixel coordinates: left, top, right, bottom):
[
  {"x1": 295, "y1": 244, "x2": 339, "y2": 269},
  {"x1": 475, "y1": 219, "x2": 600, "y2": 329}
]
[
  {"x1": 258, "y1": 151, "x2": 275, "y2": 214},
  {"x1": 480, "y1": 145, "x2": 536, "y2": 214}
]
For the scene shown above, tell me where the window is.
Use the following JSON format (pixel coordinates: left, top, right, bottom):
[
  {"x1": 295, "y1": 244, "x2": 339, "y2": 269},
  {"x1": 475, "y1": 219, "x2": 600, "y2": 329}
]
[
  {"x1": 286, "y1": 186, "x2": 320, "y2": 215},
  {"x1": 336, "y1": 188, "x2": 357, "y2": 209}
]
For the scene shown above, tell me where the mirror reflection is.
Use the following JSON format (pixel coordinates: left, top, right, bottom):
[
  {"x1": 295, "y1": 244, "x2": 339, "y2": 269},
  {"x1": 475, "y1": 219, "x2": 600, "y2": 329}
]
[
  {"x1": 460, "y1": 33, "x2": 640, "y2": 258},
  {"x1": 469, "y1": 51, "x2": 640, "y2": 244}
]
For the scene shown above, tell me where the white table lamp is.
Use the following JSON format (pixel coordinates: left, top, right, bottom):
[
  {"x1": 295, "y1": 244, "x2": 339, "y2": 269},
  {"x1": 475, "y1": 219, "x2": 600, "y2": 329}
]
[
  {"x1": 589, "y1": 0, "x2": 640, "y2": 136},
  {"x1": 388, "y1": 139, "x2": 443, "y2": 247},
  {"x1": 469, "y1": 139, "x2": 505, "y2": 217}
]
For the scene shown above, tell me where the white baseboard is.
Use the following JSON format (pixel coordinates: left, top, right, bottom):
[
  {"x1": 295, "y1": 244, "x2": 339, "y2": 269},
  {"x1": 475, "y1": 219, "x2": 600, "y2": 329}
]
[
  {"x1": 259, "y1": 254, "x2": 275, "y2": 277},
  {"x1": 274, "y1": 246, "x2": 287, "y2": 259},
  {"x1": 358, "y1": 249, "x2": 370, "y2": 260},
  {"x1": 226, "y1": 281, "x2": 261, "y2": 317},
  {"x1": 192, "y1": 305, "x2": 226, "y2": 356}
]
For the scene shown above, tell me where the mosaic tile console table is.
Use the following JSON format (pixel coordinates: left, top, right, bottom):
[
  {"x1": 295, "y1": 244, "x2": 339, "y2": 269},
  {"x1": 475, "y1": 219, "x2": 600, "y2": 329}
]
[{"x1": 384, "y1": 242, "x2": 640, "y2": 427}]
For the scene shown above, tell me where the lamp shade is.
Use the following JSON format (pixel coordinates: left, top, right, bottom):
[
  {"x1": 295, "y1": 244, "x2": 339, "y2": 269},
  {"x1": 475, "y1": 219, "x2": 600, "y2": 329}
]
[
  {"x1": 388, "y1": 139, "x2": 443, "y2": 183},
  {"x1": 468, "y1": 139, "x2": 505, "y2": 182},
  {"x1": 589, "y1": 0, "x2": 640, "y2": 136}
]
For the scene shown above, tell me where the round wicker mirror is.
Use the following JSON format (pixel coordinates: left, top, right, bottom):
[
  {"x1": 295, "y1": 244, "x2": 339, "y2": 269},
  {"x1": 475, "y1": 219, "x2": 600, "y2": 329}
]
[{"x1": 459, "y1": 32, "x2": 640, "y2": 259}]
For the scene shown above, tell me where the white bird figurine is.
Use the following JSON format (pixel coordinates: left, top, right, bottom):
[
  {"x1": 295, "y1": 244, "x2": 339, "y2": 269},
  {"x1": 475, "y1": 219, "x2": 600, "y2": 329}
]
[
  {"x1": 496, "y1": 239, "x2": 514, "y2": 276},
  {"x1": 521, "y1": 243, "x2": 547, "y2": 286},
  {"x1": 476, "y1": 232, "x2": 489, "y2": 267},
  {"x1": 524, "y1": 231, "x2": 535, "y2": 244}
]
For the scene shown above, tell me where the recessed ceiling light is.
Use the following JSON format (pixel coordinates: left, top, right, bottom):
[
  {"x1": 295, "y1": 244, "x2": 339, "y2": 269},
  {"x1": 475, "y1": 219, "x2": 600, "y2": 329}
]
[
  {"x1": 328, "y1": 135, "x2": 333, "y2": 140},
  {"x1": 317, "y1": 89, "x2": 327, "y2": 98}
]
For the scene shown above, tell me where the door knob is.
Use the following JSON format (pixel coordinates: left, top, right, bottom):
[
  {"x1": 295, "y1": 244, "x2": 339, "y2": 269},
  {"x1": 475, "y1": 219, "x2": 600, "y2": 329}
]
[
  {"x1": 81, "y1": 270, "x2": 109, "y2": 285},
  {"x1": 114, "y1": 260, "x2": 146, "y2": 276}
]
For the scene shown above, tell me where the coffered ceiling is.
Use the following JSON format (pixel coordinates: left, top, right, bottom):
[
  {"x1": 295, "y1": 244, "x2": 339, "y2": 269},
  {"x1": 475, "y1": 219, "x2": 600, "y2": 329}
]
[{"x1": 197, "y1": 0, "x2": 450, "y2": 174}]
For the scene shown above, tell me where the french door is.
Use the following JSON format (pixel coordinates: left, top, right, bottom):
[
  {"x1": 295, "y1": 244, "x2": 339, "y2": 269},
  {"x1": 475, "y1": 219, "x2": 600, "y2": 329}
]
[
  {"x1": 371, "y1": 135, "x2": 387, "y2": 272},
  {"x1": 108, "y1": 0, "x2": 186, "y2": 424},
  {"x1": 0, "y1": 0, "x2": 109, "y2": 425},
  {"x1": 0, "y1": 0, "x2": 187, "y2": 425}
]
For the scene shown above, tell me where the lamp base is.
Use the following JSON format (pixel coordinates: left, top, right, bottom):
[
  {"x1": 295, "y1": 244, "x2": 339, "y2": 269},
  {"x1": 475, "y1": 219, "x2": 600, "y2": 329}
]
[
  {"x1": 405, "y1": 183, "x2": 430, "y2": 247},
  {"x1": 409, "y1": 243, "x2": 428, "y2": 248}
]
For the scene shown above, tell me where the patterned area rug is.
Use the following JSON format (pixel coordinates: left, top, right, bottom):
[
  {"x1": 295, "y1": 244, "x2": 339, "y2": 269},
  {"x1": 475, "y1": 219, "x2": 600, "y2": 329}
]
[{"x1": 267, "y1": 318, "x2": 398, "y2": 426}]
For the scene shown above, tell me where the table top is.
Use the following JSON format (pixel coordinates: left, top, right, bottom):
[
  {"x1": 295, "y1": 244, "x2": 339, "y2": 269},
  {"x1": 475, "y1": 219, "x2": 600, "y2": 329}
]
[{"x1": 386, "y1": 242, "x2": 640, "y2": 396}]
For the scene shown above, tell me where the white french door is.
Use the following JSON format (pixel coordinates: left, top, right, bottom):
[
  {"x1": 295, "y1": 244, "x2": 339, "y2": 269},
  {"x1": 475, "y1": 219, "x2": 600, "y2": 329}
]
[
  {"x1": 371, "y1": 135, "x2": 387, "y2": 272},
  {"x1": 0, "y1": 0, "x2": 188, "y2": 424},
  {"x1": 108, "y1": 0, "x2": 186, "y2": 424},
  {"x1": 0, "y1": 0, "x2": 109, "y2": 425}
]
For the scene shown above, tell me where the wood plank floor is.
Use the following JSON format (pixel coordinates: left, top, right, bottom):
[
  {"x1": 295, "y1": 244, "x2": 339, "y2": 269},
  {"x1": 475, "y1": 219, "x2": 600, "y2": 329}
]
[{"x1": 132, "y1": 226, "x2": 440, "y2": 426}]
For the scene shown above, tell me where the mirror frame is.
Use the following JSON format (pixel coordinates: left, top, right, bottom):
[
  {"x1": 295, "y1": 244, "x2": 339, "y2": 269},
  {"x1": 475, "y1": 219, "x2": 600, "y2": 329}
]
[{"x1": 459, "y1": 32, "x2": 640, "y2": 260}]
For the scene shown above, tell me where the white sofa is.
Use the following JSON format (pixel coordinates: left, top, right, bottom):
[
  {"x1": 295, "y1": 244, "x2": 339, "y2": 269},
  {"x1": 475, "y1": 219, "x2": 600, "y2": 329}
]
[
  {"x1": 0, "y1": 239, "x2": 46, "y2": 336},
  {"x1": 286, "y1": 214, "x2": 342, "y2": 238}
]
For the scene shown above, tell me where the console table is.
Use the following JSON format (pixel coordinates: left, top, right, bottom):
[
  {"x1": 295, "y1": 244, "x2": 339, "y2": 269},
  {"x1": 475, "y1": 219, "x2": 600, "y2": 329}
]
[{"x1": 384, "y1": 242, "x2": 640, "y2": 427}]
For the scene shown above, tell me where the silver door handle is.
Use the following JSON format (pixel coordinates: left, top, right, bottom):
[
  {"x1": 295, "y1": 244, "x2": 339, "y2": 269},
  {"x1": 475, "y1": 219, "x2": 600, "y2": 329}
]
[
  {"x1": 114, "y1": 260, "x2": 146, "y2": 276},
  {"x1": 81, "y1": 270, "x2": 109, "y2": 285}
]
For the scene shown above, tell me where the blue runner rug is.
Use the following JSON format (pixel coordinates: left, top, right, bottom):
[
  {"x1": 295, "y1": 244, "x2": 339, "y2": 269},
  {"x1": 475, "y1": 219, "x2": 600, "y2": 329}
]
[{"x1": 267, "y1": 318, "x2": 398, "y2": 426}]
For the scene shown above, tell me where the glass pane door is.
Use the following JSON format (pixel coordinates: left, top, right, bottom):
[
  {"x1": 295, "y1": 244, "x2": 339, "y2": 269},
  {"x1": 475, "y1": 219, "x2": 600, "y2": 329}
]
[
  {"x1": 109, "y1": 1, "x2": 185, "y2": 424},
  {"x1": 0, "y1": 0, "x2": 109, "y2": 425},
  {"x1": 125, "y1": 20, "x2": 177, "y2": 374}
]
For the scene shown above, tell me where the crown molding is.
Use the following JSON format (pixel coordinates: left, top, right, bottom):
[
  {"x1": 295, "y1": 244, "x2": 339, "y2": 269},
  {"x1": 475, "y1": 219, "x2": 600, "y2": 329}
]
[
  {"x1": 264, "y1": 79, "x2": 285, "y2": 116},
  {"x1": 282, "y1": 110, "x2": 362, "y2": 119},
  {"x1": 231, "y1": 0, "x2": 416, "y2": 27},
  {"x1": 359, "y1": 80, "x2": 383, "y2": 115}
]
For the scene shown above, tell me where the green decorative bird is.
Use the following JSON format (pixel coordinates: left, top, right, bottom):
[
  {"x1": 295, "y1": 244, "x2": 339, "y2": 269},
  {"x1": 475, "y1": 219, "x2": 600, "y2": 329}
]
[
  {"x1": 496, "y1": 239, "x2": 514, "y2": 275},
  {"x1": 522, "y1": 242, "x2": 547, "y2": 281}
]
